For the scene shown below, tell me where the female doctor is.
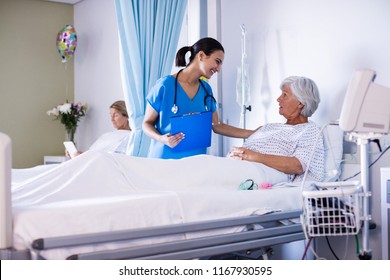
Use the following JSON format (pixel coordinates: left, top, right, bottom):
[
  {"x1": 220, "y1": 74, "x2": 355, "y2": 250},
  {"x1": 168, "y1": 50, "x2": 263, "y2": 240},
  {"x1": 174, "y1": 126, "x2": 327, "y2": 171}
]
[{"x1": 143, "y1": 37, "x2": 253, "y2": 159}]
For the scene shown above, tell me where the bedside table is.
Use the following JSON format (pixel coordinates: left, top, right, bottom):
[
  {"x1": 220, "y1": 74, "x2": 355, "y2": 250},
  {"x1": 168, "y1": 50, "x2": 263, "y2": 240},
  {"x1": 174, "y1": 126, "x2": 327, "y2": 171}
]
[{"x1": 43, "y1": 156, "x2": 68, "y2": 165}]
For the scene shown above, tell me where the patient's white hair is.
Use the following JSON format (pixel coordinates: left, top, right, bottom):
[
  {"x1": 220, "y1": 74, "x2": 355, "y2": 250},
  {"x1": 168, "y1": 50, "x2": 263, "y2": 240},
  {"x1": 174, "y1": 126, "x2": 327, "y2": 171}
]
[{"x1": 280, "y1": 76, "x2": 320, "y2": 117}]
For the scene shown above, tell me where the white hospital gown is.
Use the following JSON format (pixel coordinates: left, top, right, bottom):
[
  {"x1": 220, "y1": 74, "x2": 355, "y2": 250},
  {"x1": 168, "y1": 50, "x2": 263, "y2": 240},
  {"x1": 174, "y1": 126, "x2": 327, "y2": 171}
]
[{"x1": 243, "y1": 122, "x2": 325, "y2": 182}]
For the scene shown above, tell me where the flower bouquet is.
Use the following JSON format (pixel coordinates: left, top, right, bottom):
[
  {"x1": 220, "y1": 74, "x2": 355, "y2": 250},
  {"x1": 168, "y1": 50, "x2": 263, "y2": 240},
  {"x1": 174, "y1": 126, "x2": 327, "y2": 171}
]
[{"x1": 47, "y1": 101, "x2": 88, "y2": 142}]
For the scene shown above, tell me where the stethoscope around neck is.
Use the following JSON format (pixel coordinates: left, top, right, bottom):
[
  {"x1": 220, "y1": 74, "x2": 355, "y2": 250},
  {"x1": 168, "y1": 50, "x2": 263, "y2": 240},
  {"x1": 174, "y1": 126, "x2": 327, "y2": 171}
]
[{"x1": 171, "y1": 69, "x2": 217, "y2": 114}]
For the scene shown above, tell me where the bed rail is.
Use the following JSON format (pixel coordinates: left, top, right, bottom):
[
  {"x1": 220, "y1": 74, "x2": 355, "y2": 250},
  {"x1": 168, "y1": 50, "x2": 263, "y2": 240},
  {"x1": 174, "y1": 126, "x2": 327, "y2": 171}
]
[
  {"x1": 70, "y1": 223, "x2": 303, "y2": 260},
  {"x1": 31, "y1": 210, "x2": 303, "y2": 260}
]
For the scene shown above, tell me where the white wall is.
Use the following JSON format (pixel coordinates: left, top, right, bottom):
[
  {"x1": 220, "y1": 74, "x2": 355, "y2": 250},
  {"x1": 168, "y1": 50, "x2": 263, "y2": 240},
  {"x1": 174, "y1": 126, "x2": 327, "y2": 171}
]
[
  {"x1": 73, "y1": 0, "x2": 390, "y2": 259},
  {"x1": 220, "y1": 0, "x2": 390, "y2": 152},
  {"x1": 74, "y1": 0, "x2": 123, "y2": 151}
]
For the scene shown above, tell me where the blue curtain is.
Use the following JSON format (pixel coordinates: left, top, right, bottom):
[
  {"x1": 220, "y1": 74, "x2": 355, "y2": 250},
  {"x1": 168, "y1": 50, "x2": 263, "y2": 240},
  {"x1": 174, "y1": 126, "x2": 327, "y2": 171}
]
[{"x1": 115, "y1": 0, "x2": 187, "y2": 157}]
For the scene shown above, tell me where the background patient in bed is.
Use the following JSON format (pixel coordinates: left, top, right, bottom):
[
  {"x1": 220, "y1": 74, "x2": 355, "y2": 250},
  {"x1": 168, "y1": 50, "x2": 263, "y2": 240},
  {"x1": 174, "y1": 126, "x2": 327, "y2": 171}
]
[
  {"x1": 12, "y1": 101, "x2": 132, "y2": 186},
  {"x1": 66, "y1": 100, "x2": 132, "y2": 158},
  {"x1": 228, "y1": 76, "x2": 325, "y2": 182}
]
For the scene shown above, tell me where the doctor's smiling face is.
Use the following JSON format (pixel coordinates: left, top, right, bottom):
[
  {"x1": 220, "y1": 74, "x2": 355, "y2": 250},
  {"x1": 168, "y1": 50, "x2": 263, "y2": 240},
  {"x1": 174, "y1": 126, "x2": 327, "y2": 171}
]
[{"x1": 199, "y1": 50, "x2": 224, "y2": 79}]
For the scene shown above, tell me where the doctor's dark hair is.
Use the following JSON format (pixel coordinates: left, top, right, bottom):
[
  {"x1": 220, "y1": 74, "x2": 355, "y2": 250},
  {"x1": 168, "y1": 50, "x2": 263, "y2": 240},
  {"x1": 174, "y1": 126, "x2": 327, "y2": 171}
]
[
  {"x1": 280, "y1": 76, "x2": 320, "y2": 117},
  {"x1": 110, "y1": 100, "x2": 128, "y2": 118},
  {"x1": 175, "y1": 37, "x2": 225, "y2": 67}
]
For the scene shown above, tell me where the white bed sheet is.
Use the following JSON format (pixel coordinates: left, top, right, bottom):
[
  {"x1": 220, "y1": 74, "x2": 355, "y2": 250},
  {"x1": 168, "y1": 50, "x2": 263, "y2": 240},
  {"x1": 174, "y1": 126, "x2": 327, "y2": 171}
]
[
  {"x1": 12, "y1": 151, "x2": 301, "y2": 259},
  {"x1": 12, "y1": 164, "x2": 58, "y2": 186}
]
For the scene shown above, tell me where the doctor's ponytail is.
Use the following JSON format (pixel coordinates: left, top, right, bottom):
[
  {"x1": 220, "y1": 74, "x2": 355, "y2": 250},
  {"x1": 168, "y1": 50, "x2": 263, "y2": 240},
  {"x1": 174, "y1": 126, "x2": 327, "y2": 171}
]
[
  {"x1": 175, "y1": 46, "x2": 192, "y2": 67},
  {"x1": 175, "y1": 37, "x2": 224, "y2": 67}
]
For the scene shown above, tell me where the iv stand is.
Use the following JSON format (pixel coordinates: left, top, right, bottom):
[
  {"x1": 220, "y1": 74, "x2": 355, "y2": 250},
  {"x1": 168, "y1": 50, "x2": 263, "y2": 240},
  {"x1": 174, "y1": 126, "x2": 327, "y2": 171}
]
[
  {"x1": 239, "y1": 24, "x2": 251, "y2": 129},
  {"x1": 347, "y1": 132, "x2": 383, "y2": 260}
]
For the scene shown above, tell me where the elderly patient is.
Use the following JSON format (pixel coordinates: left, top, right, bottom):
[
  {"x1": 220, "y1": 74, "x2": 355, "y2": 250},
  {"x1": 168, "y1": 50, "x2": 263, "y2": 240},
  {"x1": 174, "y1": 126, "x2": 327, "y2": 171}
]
[{"x1": 228, "y1": 76, "x2": 325, "y2": 182}]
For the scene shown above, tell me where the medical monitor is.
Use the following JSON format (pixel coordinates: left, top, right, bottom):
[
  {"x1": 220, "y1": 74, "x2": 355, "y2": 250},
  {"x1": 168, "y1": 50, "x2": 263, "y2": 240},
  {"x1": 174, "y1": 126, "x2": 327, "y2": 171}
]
[{"x1": 339, "y1": 69, "x2": 390, "y2": 134}]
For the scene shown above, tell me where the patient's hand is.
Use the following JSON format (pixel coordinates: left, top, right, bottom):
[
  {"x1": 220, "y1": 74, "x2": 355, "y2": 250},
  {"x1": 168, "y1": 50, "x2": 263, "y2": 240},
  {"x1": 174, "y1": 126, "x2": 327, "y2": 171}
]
[
  {"x1": 65, "y1": 149, "x2": 82, "y2": 159},
  {"x1": 227, "y1": 146, "x2": 254, "y2": 161},
  {"x1": 227, "y1": 147, "x2": 244, "y2": 160}
]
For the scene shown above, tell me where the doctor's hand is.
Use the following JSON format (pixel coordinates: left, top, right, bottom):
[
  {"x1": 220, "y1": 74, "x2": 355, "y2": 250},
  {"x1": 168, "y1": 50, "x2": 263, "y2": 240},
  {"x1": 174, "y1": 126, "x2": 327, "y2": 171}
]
[
  {"x1": 160, "y1": 132, "x2": 185, "y2": 148},
  {"x1": 227, "y1": 146, "x2": 256, "y2": 162}
]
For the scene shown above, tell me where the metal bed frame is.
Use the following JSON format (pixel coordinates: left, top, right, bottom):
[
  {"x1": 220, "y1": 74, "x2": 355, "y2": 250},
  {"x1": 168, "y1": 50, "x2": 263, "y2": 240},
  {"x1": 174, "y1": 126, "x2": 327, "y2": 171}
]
[
  {"x1": 30, "y1": 210, "x2": 303, "y2": 260},
  {"x1": 0, "y1": 210, "x2": 304, "y2": 260}
]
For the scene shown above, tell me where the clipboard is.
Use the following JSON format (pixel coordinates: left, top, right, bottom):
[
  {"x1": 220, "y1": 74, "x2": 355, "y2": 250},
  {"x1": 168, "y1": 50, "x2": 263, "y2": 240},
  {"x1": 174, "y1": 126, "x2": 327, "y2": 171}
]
[{"x1": 170, "y1": 111, "x2": 213, "y2": 152}]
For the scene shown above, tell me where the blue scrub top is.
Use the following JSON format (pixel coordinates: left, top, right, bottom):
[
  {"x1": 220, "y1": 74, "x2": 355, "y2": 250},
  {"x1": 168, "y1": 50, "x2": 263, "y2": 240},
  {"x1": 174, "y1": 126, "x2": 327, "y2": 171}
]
[{"x1": 146, "y1": 75, "x2": 216, "y2": 159}]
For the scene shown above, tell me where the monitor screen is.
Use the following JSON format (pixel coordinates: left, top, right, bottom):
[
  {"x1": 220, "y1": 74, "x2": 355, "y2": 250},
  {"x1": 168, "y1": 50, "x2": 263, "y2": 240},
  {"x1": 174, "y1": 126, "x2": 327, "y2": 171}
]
[{"x1": 339, "y1": 69, "x2": 390, "y2": 134}]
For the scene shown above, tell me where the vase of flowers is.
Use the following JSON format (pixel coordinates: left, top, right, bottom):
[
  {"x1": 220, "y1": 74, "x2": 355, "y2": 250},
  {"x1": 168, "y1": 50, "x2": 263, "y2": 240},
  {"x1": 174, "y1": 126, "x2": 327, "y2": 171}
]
[
  {"x1": 65, "y1": 126, "x2": 77, "y2": 142},
  {"x1": 47, "y1": 101, "x2": 88, "y2": 143}
]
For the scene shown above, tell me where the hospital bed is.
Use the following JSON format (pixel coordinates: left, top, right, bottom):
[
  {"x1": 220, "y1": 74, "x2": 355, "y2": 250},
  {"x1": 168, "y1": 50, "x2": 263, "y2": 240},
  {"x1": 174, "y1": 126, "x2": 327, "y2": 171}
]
[{"x1": 0, "y1": 125, "x2": 343, "y2": 260}]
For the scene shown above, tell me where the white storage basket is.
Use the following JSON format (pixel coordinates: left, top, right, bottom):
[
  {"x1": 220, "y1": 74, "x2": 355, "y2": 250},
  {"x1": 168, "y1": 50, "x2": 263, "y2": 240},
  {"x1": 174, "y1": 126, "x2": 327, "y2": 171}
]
[{"x1": 302, "y1": 181, "x2": 363, "y2": 237}]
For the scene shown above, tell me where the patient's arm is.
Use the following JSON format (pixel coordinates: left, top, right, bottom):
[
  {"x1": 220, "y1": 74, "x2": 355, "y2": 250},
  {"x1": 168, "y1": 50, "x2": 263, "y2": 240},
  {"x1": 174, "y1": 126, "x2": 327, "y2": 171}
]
[
  {"x1": 228, "y1": 146, "x2": 304, "y2": 175},
  {"x1": 211, "y1": 111, "x2": 257, "y2": 138},
  {"x1": 212, "y1": 122, "x2": 255, "y2": 138}
]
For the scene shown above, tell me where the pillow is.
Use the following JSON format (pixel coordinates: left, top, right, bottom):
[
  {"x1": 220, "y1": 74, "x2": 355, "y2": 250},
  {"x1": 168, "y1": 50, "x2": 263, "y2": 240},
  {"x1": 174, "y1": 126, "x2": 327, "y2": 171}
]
[{"x1": 322, "y1": 124, "x2": 344, "y2": 181}]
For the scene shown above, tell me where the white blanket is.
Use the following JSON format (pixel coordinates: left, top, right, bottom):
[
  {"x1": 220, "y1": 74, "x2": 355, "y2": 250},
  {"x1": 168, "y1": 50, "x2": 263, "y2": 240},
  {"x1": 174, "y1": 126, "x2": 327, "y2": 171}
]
[
  {"x1": 12, "y1": 164, "x2": 58, "y2": 186},
  {"x1": 12, "y1": 151, "x2": 301, "y2": 259},
  {"x1": 12, "y1": 151, "x2": 289, "y2": 205}
]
